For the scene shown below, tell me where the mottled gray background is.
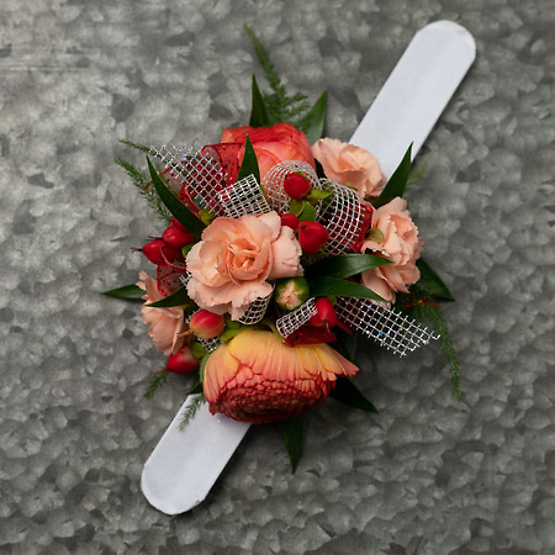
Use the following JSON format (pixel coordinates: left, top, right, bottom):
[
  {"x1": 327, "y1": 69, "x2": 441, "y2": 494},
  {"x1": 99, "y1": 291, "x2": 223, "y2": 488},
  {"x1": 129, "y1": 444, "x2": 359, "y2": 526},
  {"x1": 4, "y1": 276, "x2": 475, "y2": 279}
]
[{"x1": 1, "y1": 0, "x2": 554, "y2": 553}]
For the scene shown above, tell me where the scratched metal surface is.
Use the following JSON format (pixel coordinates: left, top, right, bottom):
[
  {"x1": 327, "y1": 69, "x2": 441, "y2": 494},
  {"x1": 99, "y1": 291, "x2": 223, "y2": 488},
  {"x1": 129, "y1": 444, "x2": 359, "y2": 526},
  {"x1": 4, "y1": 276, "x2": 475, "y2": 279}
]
[{"x1": 1, "y1": 0, "x2": 554, "y2": 553}]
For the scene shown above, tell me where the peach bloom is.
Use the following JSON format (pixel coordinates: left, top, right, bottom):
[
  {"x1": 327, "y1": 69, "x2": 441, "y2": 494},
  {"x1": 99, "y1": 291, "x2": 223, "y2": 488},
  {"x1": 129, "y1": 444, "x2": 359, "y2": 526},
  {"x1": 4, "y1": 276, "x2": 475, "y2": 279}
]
[
  {"x1": 137, "y1": 271, "x2": 186, "y2": 355},
  {"x1": 203, "y1": 329, "x2": 359, "y2": 423},
  {"x1": 186, "y1": 211, "x2": 303, "y2": 319},
  {"x1": 361, "y1": 197, "x2": 423, "y2": 303},
  {"x1": 221, "y1": 122, "x2": 315, "y2": 179},
  {"x1": 311, "y1": 138, "x2": 385, "y2": 200}
]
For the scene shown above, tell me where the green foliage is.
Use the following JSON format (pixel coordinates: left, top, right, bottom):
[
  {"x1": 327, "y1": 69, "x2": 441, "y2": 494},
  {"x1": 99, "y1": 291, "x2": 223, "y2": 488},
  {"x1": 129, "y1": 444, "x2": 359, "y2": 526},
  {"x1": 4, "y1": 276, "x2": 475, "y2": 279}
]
[
  {"x1": 329, "y1": 378, "x2": 379, "y2": 413},
  {"x1": 305, "y1": 253, "x2": 392, "y2": 281},
  {"x1": 146, "y1": 285, "x2": 192, "y2": 308},
  {"x1": 249, "y1": 75, "x2": 271, "y2": 127},
  {"x1": 297, "y1": 91, "x2": 327, "y2": 145},
  {"x1": 412, "y1": 303, "x2": 461, "y2": 401},
  {"x1": 179, "y1": 394, "x2": 206, "y2": 428},
  {"x1": 236, "y1": 135, "x2": 261, "y2": 183},
  {"x1": 277, "y1": 415, "x2": 304, "y2": 473},
  {"x1": 101, "y1": 283, "x2": 145, "y2": 301},
  {"x1": 146, "y1": 157, "x2": 206, "y2": 238},
  {"x1": 309, "y1": 276, "x2": 386, "y2": 303},
  {"x1": 244, "y1": 24, "x2": 321, "y2": 129},
  {"x1": 144, "y1": 370, "x2": 169, "y2": 398},
  {"x1": 374, "y1": 144, "x2": 413, "y2": 207},
  {"x1": 114, "y1": 157, "x2": 171, "y2": 223},
  {"x1": 412, "y1": 258, "x2": 455, "y2": 301}
]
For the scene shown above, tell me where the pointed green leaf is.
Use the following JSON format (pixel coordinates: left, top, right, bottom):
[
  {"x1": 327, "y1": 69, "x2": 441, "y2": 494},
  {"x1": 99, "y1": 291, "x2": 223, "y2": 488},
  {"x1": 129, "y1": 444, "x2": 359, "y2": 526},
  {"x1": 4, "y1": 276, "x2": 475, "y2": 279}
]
[
  {"x1": 101, "y1": 283, "x2": 145, "y2": 301},
  {"x1": 249, "y1": 75, "x2": 271, "y2": 127},
  {"x1": 147, "y1": 157, "x2": 206, "y2": 238},
  {"x1": 332, "y1": 327, "x2": 359, "y2": 361},
  {"x1": 330, "y1": 378, "x2": 379, "y2": 413},
  {"x1": 305, "y1": 253, "x2": 392, "y2": 281},
  {"x1": 146, "y1": 286, "x2": 193, "y2": 308},
  {"x1": 278, "y1": 415, "x2": 304, "y2": 473},
  {"x1": 374, "y1": 143, "x2": 412, "y2": 207},
  {"x1": 412, "y1": 258, "x2": 455, "y2": 301},
  {"x1": 297, "y1": 91, "x2": 327, "y2": 144},
  {"x1": 236, "y1": 135, "x2": 261, "y2": 183},
  {"x1": 309, "y1": 276, "x2": 386, "y2": 303}
]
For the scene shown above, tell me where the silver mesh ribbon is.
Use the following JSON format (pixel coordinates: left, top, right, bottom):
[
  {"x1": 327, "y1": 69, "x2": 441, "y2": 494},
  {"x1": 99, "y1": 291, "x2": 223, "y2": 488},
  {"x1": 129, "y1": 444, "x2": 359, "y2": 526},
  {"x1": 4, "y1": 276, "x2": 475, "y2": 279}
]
[
  {"x1": 262, "y1": 161, "x2": 321, "y2": 214},
  {"x1": 149, "y1": 144, "x2": 228, "y2": 216},
  {"x1": 238, "y1": 288, "x2": 274, "y2": 325},
  {"x1": 335, "y1": 297, "x2": 439, "y2": 357},
  {"x1": 197, "y1": 336, "x2": 221, "y2": 354},
  {"x1": 275, "y1": 298, "x2": 318, "y2": 339},
  {"x1": 317, "y1": 181, "x2": 371, "y2": 255},
  {"x1": 219, "y1": 174, "x2": 271, "y2": 218}
]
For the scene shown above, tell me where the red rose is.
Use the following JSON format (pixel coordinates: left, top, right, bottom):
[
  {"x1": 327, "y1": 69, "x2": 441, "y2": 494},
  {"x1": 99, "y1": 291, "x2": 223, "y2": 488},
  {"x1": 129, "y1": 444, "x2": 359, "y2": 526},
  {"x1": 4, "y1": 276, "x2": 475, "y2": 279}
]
[{"x1": 220, "y1": 123, "x2": 315, "y2": 180}]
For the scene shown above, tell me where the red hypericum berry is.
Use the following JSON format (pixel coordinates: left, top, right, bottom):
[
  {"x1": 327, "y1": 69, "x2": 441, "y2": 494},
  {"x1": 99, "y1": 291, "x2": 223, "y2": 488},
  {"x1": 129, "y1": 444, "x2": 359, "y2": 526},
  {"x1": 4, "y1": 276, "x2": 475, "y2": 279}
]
[
  {"x1": 166, "y1": 345, "x2": 199, "y2": 375},
  {"x1": 190, "y1": 309, "x2": 225, "y2": 340},
  {"x1": 297, "y1": 221, "x2": 329, "y2": 255},
  {"x1": 280, "y1": 213, "x2": 299, "y2": 231},
  {"x1": 162, "y1": 224, "x2": 195, "y2": 248},
  {"x1": 309, "y1": 298, "x2": 338, "y2": 328},
  {"x1": 141, "y1": 238, "x2": 167, "y2": 265},
  {"x1": 284, "y1": 173, "x2": 311, "y2": 200}
]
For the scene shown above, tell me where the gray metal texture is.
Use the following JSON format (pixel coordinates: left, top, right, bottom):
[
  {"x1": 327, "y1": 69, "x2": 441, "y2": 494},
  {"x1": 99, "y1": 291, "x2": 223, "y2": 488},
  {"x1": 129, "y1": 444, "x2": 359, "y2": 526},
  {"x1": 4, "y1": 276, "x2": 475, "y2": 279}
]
[{"x1": 1, "y1": 0, "x2": 554, "y2": 553}]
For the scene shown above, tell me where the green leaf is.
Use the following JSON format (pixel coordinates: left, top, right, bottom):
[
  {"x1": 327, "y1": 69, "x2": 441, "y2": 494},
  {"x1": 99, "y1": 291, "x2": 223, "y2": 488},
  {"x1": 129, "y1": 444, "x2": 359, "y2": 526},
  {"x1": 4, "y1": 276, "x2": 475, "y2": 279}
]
[
  {"x1": 146, "y1": 286, "x2": 193, "y2": 308},
  {"x1": 374, "y1": 143, "x2": 412, "y2": 207},
  {"x1": 298, "y1": 201, "x2": 317, "y2": 222},
  {"x1": 119, "y1": 139, "x2": 151, "y2": 154},
  {"x1": 236, "y1": 135, "x2": 261, "y2": 183},
  {"x1": 331, "y1": 326, "x2": 358, "y2": 361},
  {"x1": 330, "y1": 378, "x2": 379, "y2": 413},
  {"x1": 297, "y1": 91, "x2": 327, "y2": 145},
  {"x1": 309, "y1": 276, "x2": 386, "y2": 303},
  {"x1": 249, "y1": 75, "x2": 271, "y2": 127},
  {"x1": 305, "y1": 253, "x2": 392, "y2": 281},
  {"x1": 277, "y1": 415, "x2": 304, "y2": 473},
  {"x1": 413, "y1": 303, "x2": 461, "y2": 401},
  {"x1": 101, "y1": 284, "x2": 145, "y2": 301},
  {"x1": 147, "y1": 156, "x2": 206, "y2": 238},
  {"x1": 412, "y1": 258, "x2": 455, "y2": 301}
]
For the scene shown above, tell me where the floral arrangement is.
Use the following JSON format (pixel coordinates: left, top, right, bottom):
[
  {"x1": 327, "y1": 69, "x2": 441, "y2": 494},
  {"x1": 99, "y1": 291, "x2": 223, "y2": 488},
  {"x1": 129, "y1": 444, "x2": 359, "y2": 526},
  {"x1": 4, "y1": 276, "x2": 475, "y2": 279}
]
[{"x1": 104, "y1": 27, "x2": 459, "y2": 469}]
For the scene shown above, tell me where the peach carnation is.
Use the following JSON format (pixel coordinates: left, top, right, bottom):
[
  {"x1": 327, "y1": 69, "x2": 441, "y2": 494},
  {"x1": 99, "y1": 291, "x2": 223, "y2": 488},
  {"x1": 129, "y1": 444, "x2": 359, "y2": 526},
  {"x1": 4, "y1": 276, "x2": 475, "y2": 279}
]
[
  {"x1": 186, "y1": 211, "x2": 303, "y2": 319},
  {"x1": 137, "y1": 271, "x2": 186, "y2": 355},
  {"x1": 361, "y1": 197, "x2": 423, "y2": 303},
  {"x1": 311, "y1": 138, "x2": 385, "y2": 200},
  {"x1": 203, "y1": 329, "x2": 359, "y2": 423}
]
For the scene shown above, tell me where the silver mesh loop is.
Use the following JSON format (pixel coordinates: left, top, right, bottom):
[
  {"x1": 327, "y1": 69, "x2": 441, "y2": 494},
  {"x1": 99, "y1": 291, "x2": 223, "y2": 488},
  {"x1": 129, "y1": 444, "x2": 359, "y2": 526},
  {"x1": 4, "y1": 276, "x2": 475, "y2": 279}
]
[
  {"x1": 335, "y1": 297, "x2": 439, "y2": 357},
  {"x1": 275, "y1": 298, "x2": 318, "y2": 339},
  {"x1": 219, "y1": 174, "x2": 271, "y2": 218}
]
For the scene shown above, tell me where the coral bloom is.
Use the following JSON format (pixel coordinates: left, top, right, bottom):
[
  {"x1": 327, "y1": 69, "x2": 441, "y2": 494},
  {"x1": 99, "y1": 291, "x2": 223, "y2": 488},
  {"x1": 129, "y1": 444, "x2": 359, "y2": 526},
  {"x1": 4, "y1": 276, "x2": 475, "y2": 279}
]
[
  {"x1": 203, "y1": 329, "x2": 359, "y2": 423},
  {"x1": 137, "y1": 271, "x2": 186, "y2": 355},
  {"x1": 221, "y1": 122, "x2": 315, "y2": 179},
  {"x1": 186, "y1": 211, "x2": 303, "y2": 319},
  {"x1": 361, "y1": 197, "x2": 423, "y2": 303},
  {"x1": 311, "y1": 138, "x2": 385, "y2": 200}
]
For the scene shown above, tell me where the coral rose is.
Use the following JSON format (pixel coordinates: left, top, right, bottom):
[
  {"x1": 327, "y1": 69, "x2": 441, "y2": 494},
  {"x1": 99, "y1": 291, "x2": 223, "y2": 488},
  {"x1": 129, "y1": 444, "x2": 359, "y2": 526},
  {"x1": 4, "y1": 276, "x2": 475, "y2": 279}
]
[
  {"x1": 221, "y1": 122, "x2": 315, "y2": 179},
  {"x1": 137, "y1": 271, "x2": 186, "y2": 355},
  {"x1": 311, "y1": 138, "x2": 385, "y2": 200},
  {"x1": 203, "y1": 329, "x2": 359, "y2": 423},
  {"x1": 186, "y1": 211, "x2": 303, "y2": 319},
  {"x1": 361, "y1": 197, "x2": 423, "y2": 303}
]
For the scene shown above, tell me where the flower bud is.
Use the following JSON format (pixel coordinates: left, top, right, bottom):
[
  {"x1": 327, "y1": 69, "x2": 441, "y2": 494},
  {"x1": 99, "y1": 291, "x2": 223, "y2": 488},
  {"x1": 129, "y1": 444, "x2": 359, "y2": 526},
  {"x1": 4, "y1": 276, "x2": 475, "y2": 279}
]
[
  {"x1": 280, "y1": 212, "x2": 299, "y2": 231},
  {"x1": 162, "y1": 224, "x2": 195, "y2": 248},
  {"x1": 141, "y1": 238, "x2": 166, "y2": 265},
  {"x1": 284, "y1": 172, "x2": 311, "y2": 200},
  {"x1": 275, "y1": 277, "x2": 310, "y2": 311},
  {"x1": 166, "y1": 345, "x2": 199, "y2": 375},
  {"x1": 309, "y1": 298, "x2": 338, "y2": 328},
  {"x1": 297, "y1": 221, "x2": 329, "y2": 255},
  {"x1": 190, "y1": 309, "x2": 225, "y2": 339}
]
